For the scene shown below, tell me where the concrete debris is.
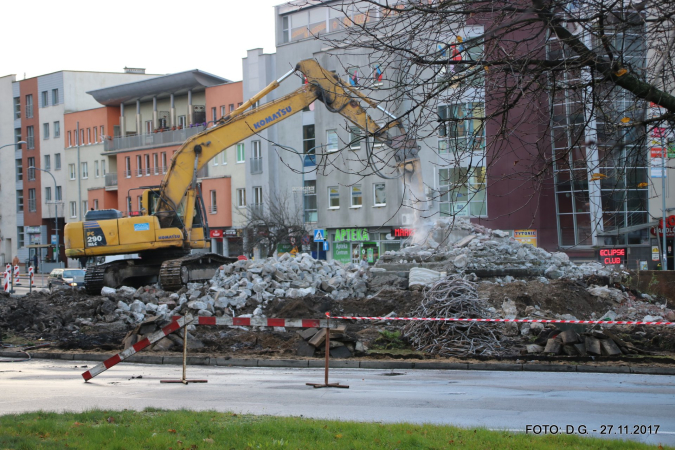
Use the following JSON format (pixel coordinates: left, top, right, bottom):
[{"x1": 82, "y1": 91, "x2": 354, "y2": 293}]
[
  {"x1": 408, "y1": 268, "x2": 442, "y2": 290},
  {"x1": 376, "y1": 217, "x2": 624, "y2": 280}
]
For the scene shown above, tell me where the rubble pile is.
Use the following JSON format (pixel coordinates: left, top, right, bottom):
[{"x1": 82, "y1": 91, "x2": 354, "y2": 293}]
[
  {"x1": 525, "y1": 328, "x2": 647, "y2": 356},
  {"x1": 378, "y1": 217, "x2": 620, "y2": 281}
]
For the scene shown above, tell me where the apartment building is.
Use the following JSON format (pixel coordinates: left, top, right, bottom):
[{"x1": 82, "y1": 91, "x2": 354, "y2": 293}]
[{"x1": 0, "y1": 70, "x2": 156, "y2": 270}]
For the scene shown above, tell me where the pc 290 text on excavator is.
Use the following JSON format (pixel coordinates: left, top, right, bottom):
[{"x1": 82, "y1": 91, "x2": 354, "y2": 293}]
[{"x1": 64, "y1": 59, "x2": 420, "y2": 295}]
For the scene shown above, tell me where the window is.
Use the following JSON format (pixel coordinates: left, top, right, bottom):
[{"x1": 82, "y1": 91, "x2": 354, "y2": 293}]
[
  {"x1": 253, "y1": 186, "x2": 263, "y2": 205},
  {"x1": 351, "y1": 185, "x2": 363, "y2": 207},
  {"x1": 94, "y1": 199, "x2": 99, "y2": 210},
  {"x1": 145, "y1": 120, "x2": 152, "y2": 134},
  {"x1": 26, "y1": 126, "x2": 34, "y2": 149},
  {"x1": 252, "y1": 140, "x2": 261, "y2": 158},
  {"x1": 437, "y1": 103, "x2": 485, "y2": 155},
  {"x1": 69, "y1": 164, "x2": 76, "y2": 180},
  {"x1": 304, "y1": 180, "x2": 317, "y2": 223},
  {"x1": 55, "y1": 153, "x2": 61, "y2": 170},
  {"x1": 26, "y1": 94, "x2": 33, "y2": 118},
  {"x1": 438, "y1": 167, "x2": 487, "y2": 217},
  {"x1": 144, "y1": 154, "x2": 150, "y2": 176},
  {"x1": 83, "y1": 200, "x2": 88, "y2": 214},
  {"x1": 15, "y1": 128, "x2": 22, "y2": 147},
  {"x1": 153, "y1": 153, "x2": 158, "y2": 174},
  {"x1": 282, "y1": 14, "x2": 290, "y2": 43},
  {"x1": 349, "y1": 127, "x2": 361, "y2": 149},
  {"x1": 236, "y1": 143, "x2": 245, "y2": 163},
  {"x1": 54, "y1": 121, "x2": 60, "y2": 138},
  {"x1": 27, "y1": 157, "x2": 35, "y2": 180},
  {"x1": 67, "y1": 131, "x2": 72, "y2": 147},
  {"x1": 100, "y1": 126, "x2": 104, "y2": 142},
  {"x1": 16, "y1": 159, "x2": 22, "y2": 181},
  {"x1": 161, "y1": 153, "x2": 167, "y2": 173},
  {"x1": 95, "y1": 160, "x2": 99, "y2": 178},
  {"x1": 56, "y1": 186, "x2": 62, "y2": 201},
  {"x1": 93, "y1": 127, "x2": 97, "y2": 143},
  {"x1": 16, "y1": 190, "x2": 23, "y2": 212},
  {"x1": 13, "y1": 97, "x2": 20, "y2": 119},
  {"x1": 328, "y1": 186, "x2": 340, "y2": 208},
  {"x1": 70, "y1": 201, "x2": 77, "y2": 218},
  {"x1": 372, "y1": 63, "x2": 384, "y2": 87},
  {"x1": 28, "y1": 189, "x2": 36, "y2": 212},
  {"x1": 178, "y1": 115, "x2": 186, "y2": 127},
  {"x1": 43, "y1": 123, "x2": 50, "y2": 140},
  {"x1": 82, "y1": 162, "x2": 88, "y2": 179},
  {"x1": 326, "y1": 130, "x2": 338, "y2": 152},
  {"x1": 125, "y1": 157, "x2": 131, "y2": 177},
  {"x1": 44, "y1": 154, "x2": 51, "y2": 170},
  {"x1": 80, "y1": 129, "x2": 84, "y2": 146},
  {"x1": 210, "y1": 190, "x2": 217, "y2": 214},
  {"x1": 101, "y1": 159, "x2": 106, "y2": 175},
  {"x1": 220, "y1": 105, "x2": 226, "y2": 117},
  {"x1": 303, "y1": 125, "x2": 315, "y2": 154},
  {"x1": 238, "y1": 102, "x2": 243, "y2": 107},
  {"x1": 45, "y1": 186, "x2": 51, "y2": 201},
  {"x1": 41, "y1": 91, "x2": 48, "y2": 107},
  {"x1": 17, "y1": 226, "x2": 25, "y2": 248},
  {"x1": 373, "y1": 183, "x2": 386, "y2": 206},
  {"x1": 229, "y1": 104, "x2": 235, "y2": 112},
  {"x1": 236, "y1": 188, "x2": 246, "y2": 207},
  {"x1": 220, "y1": 150, "x2": 226, "y2": 165},
  {"x1": 52, "y1": 88, "x2": 59, "y2": 105},
  {"x1": 136, "y1": 155, "x2": 142, "y2": 176},
  {"x1": 211, "y1": 107, "x2": 217, "y2": 122},
  {"x1": 87, "y1": 128, "x2": 91, "y2": 144}
]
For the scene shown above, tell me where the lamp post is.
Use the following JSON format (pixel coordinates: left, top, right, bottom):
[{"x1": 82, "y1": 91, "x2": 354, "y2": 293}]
[
  {"x1": 0, "y1": 141, "x2": 27, "y2": 151},
  {"x1": 28, "y1": 166, "x2": 59, "y2": 265},
  {"x1": 660, "y1": 136, "x2": 673, "y2": 271}
]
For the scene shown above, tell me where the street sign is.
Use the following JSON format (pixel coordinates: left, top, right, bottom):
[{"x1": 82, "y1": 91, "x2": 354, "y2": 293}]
[
  {"x1": 323, "y1": 241, "x2": 329, "y2": 251},
  {"x1": 301, "y1": 235, "x2": 310, "y2": 245},
  {"x1": 313, "y1": 229, "x2": 325, "y2": 242},
  {"x1": 51, "y1": 235, "x2": 58, "y2": 245}
]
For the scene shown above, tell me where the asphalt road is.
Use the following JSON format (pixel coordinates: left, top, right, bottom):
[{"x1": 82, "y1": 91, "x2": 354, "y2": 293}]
[{"x1": 1, "y1": 360, "x2": 674, "y2": 446}]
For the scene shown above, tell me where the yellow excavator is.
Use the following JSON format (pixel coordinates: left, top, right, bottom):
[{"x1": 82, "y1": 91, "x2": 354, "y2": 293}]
[{"x1": 64, "y1": 59, "x2": 419, "y2": 294}]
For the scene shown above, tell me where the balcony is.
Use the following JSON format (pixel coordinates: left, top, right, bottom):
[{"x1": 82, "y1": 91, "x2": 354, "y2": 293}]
[
  {"x1": 105, "y1": 173, "x2": 118, "y2": 189},
  {"x1": 250, "y1": 157, "x2": 263, "y2": 175},
  {"x1": 248, "y1": 204, "x2": 263, "y2": 218},
  {"x1": 104, "y1": 125, "x2": 206, "y2": 152}
]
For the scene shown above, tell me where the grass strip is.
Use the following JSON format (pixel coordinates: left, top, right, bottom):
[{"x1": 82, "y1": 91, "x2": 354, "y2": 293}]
[{"x1": 0, "y1": 408, "x2": 670, "y2": 450}]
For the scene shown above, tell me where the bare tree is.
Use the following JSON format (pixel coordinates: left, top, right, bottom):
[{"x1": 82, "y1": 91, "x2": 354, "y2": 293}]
[
  {"x1": 239, "y1": 190, "x2": 308, "y2": 258},
  {"x1": 285, "y1": 0, "x2": 675, "y2": 247}
]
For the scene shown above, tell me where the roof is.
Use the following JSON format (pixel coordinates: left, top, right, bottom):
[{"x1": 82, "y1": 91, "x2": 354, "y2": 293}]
[{"x1": 87, "y1": 69, "x2": 231, "y2": 106}]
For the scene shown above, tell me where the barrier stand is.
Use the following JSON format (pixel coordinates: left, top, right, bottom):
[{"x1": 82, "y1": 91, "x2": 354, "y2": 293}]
[
  {"x1": 160, "y1": 324, "x2": 207, "y2": 385},
  {"x1": 6, "y1": 264, "x2": 14, "y2": 294},
  {"x1": 3, "y1": 271, "x2": 9, "y2": 293},
  {"x1": 306, "y1": 313, "x2": 349, "y2": 389},
  {"x1": 28, "y1": 266, "x2": 34, "y2": 293},
  {"x1": 14, "y1": 265, "x2": 21, "y2": 286}
]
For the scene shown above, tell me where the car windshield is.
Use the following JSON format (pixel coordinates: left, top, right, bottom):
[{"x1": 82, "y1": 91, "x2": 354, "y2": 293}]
[{"x1": 63, "y1": 270, "x2": 85, "y2": 278}]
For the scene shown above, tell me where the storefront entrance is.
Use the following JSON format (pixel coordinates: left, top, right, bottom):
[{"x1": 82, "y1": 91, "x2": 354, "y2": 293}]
[{"x1": 350, "y1": 242, "x2": 380, "y2": 264}]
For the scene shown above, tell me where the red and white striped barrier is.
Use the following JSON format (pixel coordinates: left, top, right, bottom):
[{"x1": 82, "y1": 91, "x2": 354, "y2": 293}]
[
  {"x1": 81, "y1": 315, "x2": 194, "y2": 381},
  {"x1": 3, "y1": 271, "x2": 9, "y2": 293},
  {"x1": 326, "y1": 314, "x2": 675, "y2": 327},
  {"x1": 28, "y1": 266, "x2": 35, "y2": 287},
  {"x1": 173, "y1": 316, "x2": 340, "y2": 329},
  {"x1": 13, "y1": 265, "x2": 20, "y2": 285}
]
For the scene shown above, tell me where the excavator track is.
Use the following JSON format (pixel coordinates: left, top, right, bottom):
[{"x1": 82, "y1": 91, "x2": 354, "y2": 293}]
[
  {"x1": 159, "y1": 253, "x2": 238, "y2": 291},
  {"x1": 84, "y1": 262, "x2": 109, "y2": 295}
]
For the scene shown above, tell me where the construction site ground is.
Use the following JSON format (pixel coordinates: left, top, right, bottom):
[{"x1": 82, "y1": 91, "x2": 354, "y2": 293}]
[{"x1": 2, "y1": 276, "x2": 674, "y2": 371}]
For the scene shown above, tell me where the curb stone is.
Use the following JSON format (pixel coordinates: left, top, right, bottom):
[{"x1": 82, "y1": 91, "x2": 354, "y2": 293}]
[{"x1": 4, "y1": 351, "x2": 675, "y2": 375}]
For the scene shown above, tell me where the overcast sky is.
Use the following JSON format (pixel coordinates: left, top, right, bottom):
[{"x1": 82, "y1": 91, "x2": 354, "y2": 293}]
[{"x1": 2, "y1": 0, "x2": 283, "y2": 82}]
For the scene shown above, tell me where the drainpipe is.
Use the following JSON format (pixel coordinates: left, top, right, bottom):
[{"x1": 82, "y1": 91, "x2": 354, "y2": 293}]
[
  {"x1": 77, "y1": 121, "x2": 82, "y2": 221},
  {"x1": 120, "y1": 103, "x2": 126, "y2": 137},
  {"x1": 170, "y1": 94, "x2": 175, "y2": 128},
  {"x1": 152, "y1": 97, "x2": 158, "y2": 131},
  {"x1": 136, "y1": 100, "x2": 141, "y2": 135},
  {"x1": 187, "y1": 90, "x2": 193, "y2": 126}
]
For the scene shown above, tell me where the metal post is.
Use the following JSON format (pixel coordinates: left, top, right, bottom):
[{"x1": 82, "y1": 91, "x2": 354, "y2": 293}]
[
  {"x1": 160, "y1": 318, "x2": 207, "y2": 385},
  {"x1": 306, "y1": 315, "x2": 348, "y2": 389},
  {"x1": 662, "y1": 133, "x2": 667, "y2": 271}
]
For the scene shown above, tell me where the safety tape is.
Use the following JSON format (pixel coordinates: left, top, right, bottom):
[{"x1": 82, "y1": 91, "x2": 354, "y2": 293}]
[
  {"x1": 325, "y1": 314, "x2": 674, "y2": 326},
  {"x1": 81, "y1": 315, "x2": 193, "y2": 381},
  {"x1": 172, "y1": 315, "x2": 341, "y2": 329}
]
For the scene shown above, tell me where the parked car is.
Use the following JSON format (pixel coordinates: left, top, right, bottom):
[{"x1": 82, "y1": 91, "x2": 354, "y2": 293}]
[{"x1": 48, "y1": 268, "x2": 86, "y2": 291}]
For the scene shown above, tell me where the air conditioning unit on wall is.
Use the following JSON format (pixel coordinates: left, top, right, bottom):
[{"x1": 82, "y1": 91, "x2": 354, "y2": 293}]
[{"x1": 401, "y1": 214, "x2": 413, "y2": 226}]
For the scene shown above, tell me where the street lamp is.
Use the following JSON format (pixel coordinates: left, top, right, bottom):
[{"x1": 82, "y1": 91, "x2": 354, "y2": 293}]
[
  {"x1": 28, "y1": 166, "x2": 60, "y2": 265},
  {"x1": 0, "y1": 141, "x2": 27, "y2": 151}
]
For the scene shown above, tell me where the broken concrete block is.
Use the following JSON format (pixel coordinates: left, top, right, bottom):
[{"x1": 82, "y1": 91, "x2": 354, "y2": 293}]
[
  {"x1": 330, "y1": 346, "x2": 352, "y2": 359},
  {"x1": 543, "y1": 338, "x2": 562, "y2": 354},
  {"x1": 559, "y1": 330, "x2": 580, "y2": 345},
  {"x1": 308, "y1": 328, "x2": 327, "y2": 347},
  {"x1": 585, "y1": 336, "x2": 602, "y2": 355},
  {"x1": 562, "y1": 344, "x2": 578, "y2": 356},
  {"x1": 298, "y1": 327, "x2": 318, "y2": 340},
  {"x1": 296, "y1": 340, "x2": 315, "y2": 357},
  {"x1": 526, "y1": 344, "x2": 544, "y2": 353},
  {"x1": 574, "y1": 343, "x2": 588, "y2": 356},
  {"x1": 600, "y1": 338, "x2": 622, "y2": 356},
  {"x1": 152, "y1": 337, "x2": 175, "y2": 352},
  {"x1": 408, "y1": 268, "x2": 442, "y2": 290}
]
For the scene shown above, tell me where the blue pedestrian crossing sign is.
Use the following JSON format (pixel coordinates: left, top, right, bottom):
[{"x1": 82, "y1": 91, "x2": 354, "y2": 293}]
[{"x1": 313, "y1": 229, "x2": 326, "y2": 242}]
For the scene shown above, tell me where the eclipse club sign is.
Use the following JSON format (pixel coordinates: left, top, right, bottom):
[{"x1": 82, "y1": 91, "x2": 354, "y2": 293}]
[{"x1": 598, "y1": 248, "x2": 627, "y2": 265}]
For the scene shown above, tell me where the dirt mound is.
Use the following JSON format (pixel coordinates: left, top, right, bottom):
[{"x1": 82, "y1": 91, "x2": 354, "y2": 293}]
[{"x1": 479, "y1": 279, "x2": 614, "y2": 318}]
